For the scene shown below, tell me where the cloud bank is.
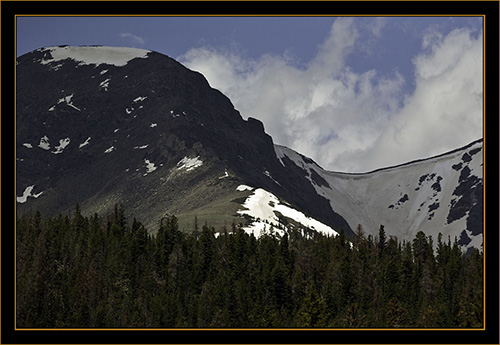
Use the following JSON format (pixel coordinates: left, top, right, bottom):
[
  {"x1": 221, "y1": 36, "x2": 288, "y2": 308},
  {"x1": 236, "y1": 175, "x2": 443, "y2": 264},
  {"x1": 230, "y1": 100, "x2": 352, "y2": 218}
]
[{"x1": 180, "y1": 18, "x2": 483, "y2": 172}]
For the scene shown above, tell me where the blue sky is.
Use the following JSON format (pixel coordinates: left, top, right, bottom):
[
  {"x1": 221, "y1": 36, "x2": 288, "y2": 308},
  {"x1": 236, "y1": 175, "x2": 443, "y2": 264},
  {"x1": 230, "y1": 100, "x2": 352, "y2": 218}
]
[{"x1": 16, "y1": 16, "x2": 484, "y2": 172}]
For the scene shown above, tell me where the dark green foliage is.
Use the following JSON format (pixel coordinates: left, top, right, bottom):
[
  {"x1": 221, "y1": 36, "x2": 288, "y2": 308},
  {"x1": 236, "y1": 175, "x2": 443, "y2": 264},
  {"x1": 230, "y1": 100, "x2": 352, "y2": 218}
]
[{"x1": 16, "y1": 207, "x2": 484, "y2": 329}]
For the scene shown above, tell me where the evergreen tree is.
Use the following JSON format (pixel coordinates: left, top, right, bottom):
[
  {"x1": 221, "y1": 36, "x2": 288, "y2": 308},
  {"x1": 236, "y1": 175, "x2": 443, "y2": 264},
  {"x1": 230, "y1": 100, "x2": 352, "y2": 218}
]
[
  {"x1": 15, "y1": 206, "x2": 484, "y2": 329},
  {"x1": 296, "y1": 283, "x2": 328, "y2": 327}
]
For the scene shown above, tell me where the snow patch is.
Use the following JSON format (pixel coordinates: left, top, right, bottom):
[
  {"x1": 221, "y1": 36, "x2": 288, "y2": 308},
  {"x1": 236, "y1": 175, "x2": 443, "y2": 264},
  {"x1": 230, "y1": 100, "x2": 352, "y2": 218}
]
[
  {"x1": 99, "y1": 78, "x2": 110, "y2": 91},
  {"x1": 17, "y1": 185, "x2": 43, "y2": 203},
  {"x1": 264, "y1": 170, "x2": 281, "y2": 186},
  {"x1": 176, "y1": 156, "x2": 203, "y2": 172},
  {"x1": 79, "y1": 137, "x2": 91, "y2": 148},
  {"x1": 104, "y1": 146, "x2": 115, "y2": 153},
  {"x1": 274, "y1": 145, "x2": 287, "y2": 167},
  {"x1": 52, "y1": 137, "x2": 70, "y2": 154},
  {"x1": 22, "y1": 143, "x2": 33, "y2": 149},
  {"x1": 170, "y1": 110, "x2": 182, "y2": 118},
  {"x1": 49, "y1": 63, "x2": 64, "y2": 71},
  {"x1": 219, "y1": 170, "x2": 229, "y2": 179},
  {"x1": 237, "y1": 188, "x2": 339, "y2": 238},
  {"x1": 134, "y1": 144, "x2": 149, "y2": 149},
  {"x1": 134, "y1": 96, "x2": 147, "y2": 103},
  {"x1": 53, "y1": 94, "x2": 81, "y2": 111},
  {"x1": 143, "y1": 159, "x2": 157, "y2": 176},
  {"x1": 38, "y1": 136, "x2": 50, "y2": 150},
  {"x1": 150, "y1": 123, "x2": 157, "y2": 128},
  {"x1": 236, "y1": 185, "x2": 254, "y2": 192},
  {"x1": 39, "y1": 46, "x2": 150, "y2": 67}
]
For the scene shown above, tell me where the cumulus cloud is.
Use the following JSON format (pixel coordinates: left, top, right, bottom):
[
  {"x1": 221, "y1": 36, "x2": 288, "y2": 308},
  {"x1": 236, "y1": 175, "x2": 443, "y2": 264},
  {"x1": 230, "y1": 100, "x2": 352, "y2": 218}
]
[
  {"x1": 362, "y1": 28, "x2": 483, "y2": 170},
  {"x1": 179, "y1": 18, "x2": 483, "y2": 172}
]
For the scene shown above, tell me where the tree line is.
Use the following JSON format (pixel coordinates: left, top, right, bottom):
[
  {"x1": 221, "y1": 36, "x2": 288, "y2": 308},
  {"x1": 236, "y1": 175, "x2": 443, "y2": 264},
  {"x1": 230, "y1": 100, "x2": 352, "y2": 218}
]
[{"x1": 16, "y1": 204, "x2": 483, "y2": 328}]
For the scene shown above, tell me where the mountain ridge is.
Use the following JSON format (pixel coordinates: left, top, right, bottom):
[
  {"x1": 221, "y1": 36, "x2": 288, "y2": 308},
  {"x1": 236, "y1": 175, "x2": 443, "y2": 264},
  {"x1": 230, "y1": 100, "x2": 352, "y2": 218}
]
[
  {"x1": 275, "y1": 138, "x2": 483, "y2": 253},
  {"x1": 16, "y1": 45, "x2": 483, "y2": 252},
  {"x1": 276, "y1": 138, "x2": 483, "y2": 176}
]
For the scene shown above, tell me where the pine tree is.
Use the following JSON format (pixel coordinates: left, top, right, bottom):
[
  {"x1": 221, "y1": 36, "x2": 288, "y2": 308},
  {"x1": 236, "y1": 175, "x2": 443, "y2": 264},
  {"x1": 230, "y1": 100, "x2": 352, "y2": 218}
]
[
  {"x1": 15, "y1": 206, "x2": 483, "y2": 329},
  {"x1": 296, "y1": 283, "x2": 328, "y2": 327}
]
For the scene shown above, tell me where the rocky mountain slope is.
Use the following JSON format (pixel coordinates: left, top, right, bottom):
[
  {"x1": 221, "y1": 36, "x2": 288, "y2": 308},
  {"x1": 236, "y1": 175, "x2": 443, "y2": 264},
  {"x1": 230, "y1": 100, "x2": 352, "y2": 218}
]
[
  {"x1": 16, "y1": 46, "x2": 483, "y2": 252},
  {"x1": 15, "y1": 45, "x2": 350, "y2": 235}
]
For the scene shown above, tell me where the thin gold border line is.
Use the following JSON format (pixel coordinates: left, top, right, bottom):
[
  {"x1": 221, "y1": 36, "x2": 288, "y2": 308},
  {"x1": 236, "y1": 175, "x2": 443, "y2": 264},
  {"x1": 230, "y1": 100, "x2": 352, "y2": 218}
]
[
  {"x1": 482, "y1": 13, "x2": 486, "y2": 330},
  {"x1": 14, "y1": 14, "x2": 486, "y2": 17},
  {"x1": 15, "y1": 327, "x2": 488, "y2": 331},
  {"x1": 14, "y1": 14, "x2": 487, "y2": 332},
  {"x1": 14, "y1": 13, "x2": 18, "y2": 332}
]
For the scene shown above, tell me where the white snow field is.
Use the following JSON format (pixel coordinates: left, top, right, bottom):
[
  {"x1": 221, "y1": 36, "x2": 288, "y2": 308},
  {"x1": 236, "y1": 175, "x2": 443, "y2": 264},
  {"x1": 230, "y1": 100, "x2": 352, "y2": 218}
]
[
  {"x1": 236, "y1": 185, "x2": 339, "y2": 239},
  {"x1": 38, "y1": 46, "x2": 150, "y2": 67},
  {"x1": 274, "y1": 140, "x2": 483, "y2": 252}
]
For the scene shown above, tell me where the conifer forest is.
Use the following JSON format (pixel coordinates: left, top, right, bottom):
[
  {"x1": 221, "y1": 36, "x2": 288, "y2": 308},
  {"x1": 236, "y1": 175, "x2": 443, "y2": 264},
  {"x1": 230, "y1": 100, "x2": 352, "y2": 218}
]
[{"x1": 16, "y1": 205, "x2": 483, "y2": 328}]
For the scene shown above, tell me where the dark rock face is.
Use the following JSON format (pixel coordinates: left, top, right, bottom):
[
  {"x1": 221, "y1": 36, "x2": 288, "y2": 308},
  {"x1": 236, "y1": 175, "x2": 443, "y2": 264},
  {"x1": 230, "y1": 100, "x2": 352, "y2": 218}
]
[
  {"x1": 447, "y1": 155, "x2": 483, "y2": 229},
  {"x1": 16, "y1": 46, "x2": 352, "y2": 234},
  {"x1": 17, "y1": 48, "x2": 242, "y2": 227}
]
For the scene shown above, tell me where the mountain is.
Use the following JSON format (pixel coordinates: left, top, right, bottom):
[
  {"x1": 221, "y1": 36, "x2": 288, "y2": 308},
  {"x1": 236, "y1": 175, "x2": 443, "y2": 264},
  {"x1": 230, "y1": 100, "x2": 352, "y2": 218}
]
[
  {"x1": 275, "y1": 139, "x2": 483, "y2": 254},
  {"x1": 15, "y1": 45, "x2": 350, "y2": 236},
  {"x1": 16, "y1": 46, "x2": 483, "y2": 253}
]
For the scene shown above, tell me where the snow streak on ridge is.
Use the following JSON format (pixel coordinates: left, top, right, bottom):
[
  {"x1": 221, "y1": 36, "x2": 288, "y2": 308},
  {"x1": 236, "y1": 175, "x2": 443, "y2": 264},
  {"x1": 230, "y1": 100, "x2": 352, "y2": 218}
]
[{"x1": 38, "y1": 46, "x2": 150, "y2": 67}]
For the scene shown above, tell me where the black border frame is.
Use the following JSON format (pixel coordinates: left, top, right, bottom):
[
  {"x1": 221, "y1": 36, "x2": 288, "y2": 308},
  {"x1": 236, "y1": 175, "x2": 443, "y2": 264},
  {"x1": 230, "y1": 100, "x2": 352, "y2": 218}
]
[{"x1": 3, "y1": 1, "x2": 499, "y2": 344}]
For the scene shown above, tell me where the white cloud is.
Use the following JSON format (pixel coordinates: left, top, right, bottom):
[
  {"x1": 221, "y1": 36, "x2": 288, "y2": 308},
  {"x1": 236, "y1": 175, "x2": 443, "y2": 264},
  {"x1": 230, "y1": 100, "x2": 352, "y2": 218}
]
[
  {"x1": 363, "y1": 28, "x2": 483, "y2": 170},
  {"x1": 120, "y1": 32, "x2": 145, "y2": 46},
  {"x1": 179, "y1": 19, "x2": 483, "y2": 172}
]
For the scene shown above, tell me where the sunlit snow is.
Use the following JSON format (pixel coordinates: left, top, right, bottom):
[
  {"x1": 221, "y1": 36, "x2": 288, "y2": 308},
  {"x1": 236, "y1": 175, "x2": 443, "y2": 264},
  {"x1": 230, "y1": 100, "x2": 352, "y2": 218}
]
[
  {"x1": 219, "y1": 170, "x2": 229, "y2": 179},
  {"x1": 52, "y1": 137, "x2": 70, "y2": 154},
  {"x1": 274, "y1": 141, "x2": 483, "y2": 253},
  {"x1": 176, "y1": 156, "x2": 203, "y2": 172},
  {"x1": 39, "y1": 46, "x2": 150, "y2": 67},
  {"x1": 79, "y1": 137, "x2": 91, "y2": 148},
  {"x1": 99, "y1": 78, "x2": 110, "y2": 91},
  {"x1": 143, "y1": 159, "x2": 157, "y2": 176},
  {"x1": 52, "y1": 94, "x2": 81, "y2": 111},
  {"x1": 236, "y1": 186, "x2": 339, "y2": 238},
  {"x1": 263, "y1": 170, "x2": 281, "y2": 186},
  {"x1": 22, "y1": 143, "x2": 33, "y2": 149},
  {"x1": 104, "y1": 146, "x2": 115, "y2": 153},
  {"x1": 38, "y1": 136, "x2": 50, "y2": 150},
  {"x1": 236, "y1": 185, "x2": 254, "y2": 192},
  {"x1": 17, "y1": 185, "x2": 43, "y2": 203}
]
